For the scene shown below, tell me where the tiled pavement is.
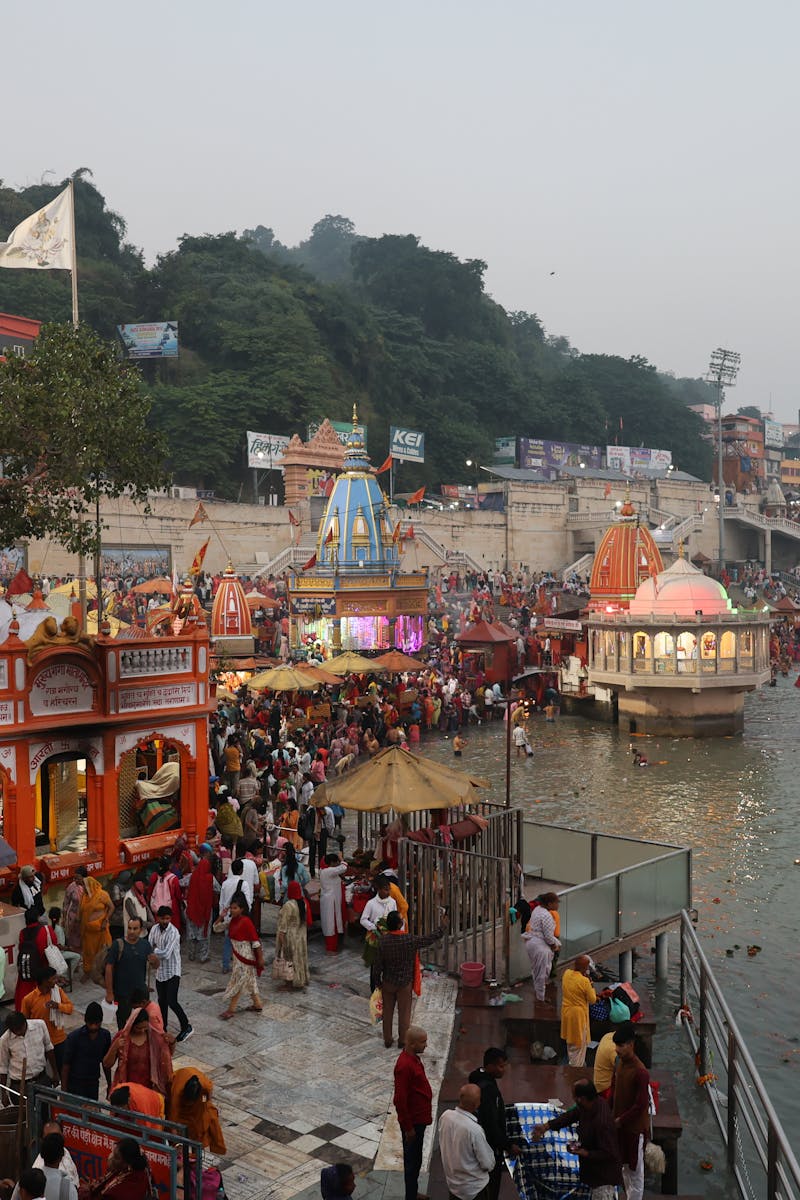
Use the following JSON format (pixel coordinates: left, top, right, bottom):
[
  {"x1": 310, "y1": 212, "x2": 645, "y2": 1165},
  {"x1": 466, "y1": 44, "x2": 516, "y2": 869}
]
[{"x1": 63, "y1": 906, "x2": 459, "y2": 1200}]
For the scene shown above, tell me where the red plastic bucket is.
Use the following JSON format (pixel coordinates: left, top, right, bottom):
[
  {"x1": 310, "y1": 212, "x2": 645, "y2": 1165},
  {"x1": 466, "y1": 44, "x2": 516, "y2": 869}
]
[{"x1": 460, "y1": 961, "x2": 485, "y2": 987}]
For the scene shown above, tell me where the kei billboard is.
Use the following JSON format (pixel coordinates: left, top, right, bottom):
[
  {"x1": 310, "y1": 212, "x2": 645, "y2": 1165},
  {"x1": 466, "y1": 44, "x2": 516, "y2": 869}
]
[{"x1": 390, "y1": 426, "x2": 425, "y2": 463}]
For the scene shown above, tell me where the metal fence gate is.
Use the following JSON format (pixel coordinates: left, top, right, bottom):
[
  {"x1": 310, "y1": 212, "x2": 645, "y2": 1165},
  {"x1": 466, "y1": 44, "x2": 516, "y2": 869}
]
[{"x1": 398, "y1": 808, "x2": 519, "y2": 981}]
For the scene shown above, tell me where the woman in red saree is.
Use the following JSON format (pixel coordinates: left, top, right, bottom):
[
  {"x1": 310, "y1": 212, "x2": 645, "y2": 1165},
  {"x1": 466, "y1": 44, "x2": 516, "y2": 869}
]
[
  {"x1": 220, "y1": 896, "x2": 264, "y2": 1019},
  {"x1": 103, "y1": 1006, "x2": 173, "y2": 1097},
  {"x1": 80, "y1": 1137, "x2": 154, "y2": 1200},
  {"x1": 185, "y1": 854, "x2": 215, "y2": 962}
]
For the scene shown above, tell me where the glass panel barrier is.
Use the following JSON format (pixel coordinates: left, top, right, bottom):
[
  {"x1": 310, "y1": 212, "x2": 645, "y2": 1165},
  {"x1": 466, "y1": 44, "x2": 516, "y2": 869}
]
[
  {"x1": 521, "y1": 822, "x2": 591, "y2": 885},
  {"x1": 559, "y1": 877, "x2": 618, "y2": 957},
  {"x1": 620, "y1": 852, "x2": 690, "y2": 935}
]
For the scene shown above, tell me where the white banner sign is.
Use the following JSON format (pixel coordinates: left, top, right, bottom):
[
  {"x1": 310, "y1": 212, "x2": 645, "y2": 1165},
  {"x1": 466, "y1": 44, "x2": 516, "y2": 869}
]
[{"x1": 247, "y1": 431, "x2": 290, "y2": 470}]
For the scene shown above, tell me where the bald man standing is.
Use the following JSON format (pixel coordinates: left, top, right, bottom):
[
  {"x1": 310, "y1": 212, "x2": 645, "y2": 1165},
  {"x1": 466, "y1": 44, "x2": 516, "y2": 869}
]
[{"x1": 438, "y1": 1084, "x2": 496, "y2": 1200}]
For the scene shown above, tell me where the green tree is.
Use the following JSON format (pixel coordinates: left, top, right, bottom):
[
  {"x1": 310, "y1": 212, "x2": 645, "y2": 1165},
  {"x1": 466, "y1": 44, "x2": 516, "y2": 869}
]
[{"x1": 0, "y1": 323, "x2": 167, "y2": 554}]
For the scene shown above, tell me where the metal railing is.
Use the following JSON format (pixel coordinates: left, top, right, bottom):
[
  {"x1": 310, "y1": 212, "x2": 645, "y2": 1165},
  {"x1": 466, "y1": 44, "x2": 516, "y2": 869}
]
[
  {"x1": 399, "y1": 808, "x2": 520, "y2": 981},
  {"x1": 357, "y1": 798, "x2": 509, "y2": 853},
  {"x1": 680, "y1": 912, "x2": 800, "y2": 1200}
]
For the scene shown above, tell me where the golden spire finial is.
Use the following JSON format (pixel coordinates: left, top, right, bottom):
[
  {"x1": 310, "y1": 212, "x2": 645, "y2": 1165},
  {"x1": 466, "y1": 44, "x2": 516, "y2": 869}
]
[
  {"x1": 678, "y1": 538, "x2": 685, "y2": 559},
  {"x1": 352, "y1": 402, "x2": 359, "y2": 427},
  {"x1": 620, "y1": 485, "x2": 635, "y2": 518}
]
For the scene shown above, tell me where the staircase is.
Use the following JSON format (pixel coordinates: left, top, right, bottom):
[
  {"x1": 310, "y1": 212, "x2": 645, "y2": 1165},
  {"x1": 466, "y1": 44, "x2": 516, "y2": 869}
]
[{"x1": 560, "y1": 552, "x2": 594, "y2": 580}]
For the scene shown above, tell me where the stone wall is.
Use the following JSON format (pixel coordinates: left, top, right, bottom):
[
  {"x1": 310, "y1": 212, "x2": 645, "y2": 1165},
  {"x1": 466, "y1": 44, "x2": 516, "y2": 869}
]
[{"x1": 23, "y1": 477, "x2": 754, "y2": 582}]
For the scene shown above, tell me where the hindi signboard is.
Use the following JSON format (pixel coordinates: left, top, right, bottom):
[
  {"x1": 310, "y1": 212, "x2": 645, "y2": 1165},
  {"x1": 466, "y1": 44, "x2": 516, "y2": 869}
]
[
  {"x1": 247, "y1": 431, "x2": 291, "y2": 470},
  {"x1": 30, "y1": 665, "x2": 95, "y2": 716},
  {"x1": 117, "y1": 322, "x2": 179, "y2": 359},
  {"x1": 390, "y1": 426, "x2": 425, "y2": 464},
  {"x1": 118, "y1": 682, "x2": 198, "y2": 713}
]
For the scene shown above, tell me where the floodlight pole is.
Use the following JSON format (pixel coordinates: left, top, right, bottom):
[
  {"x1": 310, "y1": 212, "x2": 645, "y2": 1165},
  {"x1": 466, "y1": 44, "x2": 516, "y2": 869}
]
[{"x1": 706, "y1": 348, "x2": 741, "y2": 573}]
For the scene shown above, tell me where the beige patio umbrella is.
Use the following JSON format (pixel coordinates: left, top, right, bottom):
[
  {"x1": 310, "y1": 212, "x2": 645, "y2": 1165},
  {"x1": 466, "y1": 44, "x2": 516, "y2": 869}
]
[
  {"x1": 325, "y1": 650, "x2": 380, "y2": 675},
  {"x1": 248, "y1": 664, "x2": 321, "y2": 692},
  {"x1": 299, "y1": 664, "x2": 341, "y2": 686},
  {"x1": 312, "y1": 745, "x2": 489, "y2": 813},
  {"x1": 50, "y1": 580, "x2": 99, "y2": 598},
  {"x1": 372, "y1": 650, "x2": 425, "y2": 672}
]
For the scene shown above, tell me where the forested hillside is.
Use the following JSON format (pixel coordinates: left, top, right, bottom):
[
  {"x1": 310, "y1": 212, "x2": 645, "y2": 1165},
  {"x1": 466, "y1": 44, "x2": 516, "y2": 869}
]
[{"x1": 0, "y1": 173, "x2": 715, "y2": 496}]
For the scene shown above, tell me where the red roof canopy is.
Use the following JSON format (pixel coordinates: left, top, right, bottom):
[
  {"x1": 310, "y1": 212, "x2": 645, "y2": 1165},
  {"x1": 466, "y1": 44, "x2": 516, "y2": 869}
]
[{"x1": 456, "y1": 619, "x2": 517, "y2": 644}]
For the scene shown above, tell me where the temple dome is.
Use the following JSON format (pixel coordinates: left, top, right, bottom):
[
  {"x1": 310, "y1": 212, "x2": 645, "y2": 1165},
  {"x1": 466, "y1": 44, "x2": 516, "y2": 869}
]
[
  {"x1": 211, "y1": 563, "x2": 252, "y2": 638},
  {"x1": 317, "y1": 407, "x2": 397, "y2": 573},
  {"x1": 588, "y1": 503, "x2": 663, "y2": 610},
  {"x1": 629, "y1": 555, "x2": 733, "y2": 618}
]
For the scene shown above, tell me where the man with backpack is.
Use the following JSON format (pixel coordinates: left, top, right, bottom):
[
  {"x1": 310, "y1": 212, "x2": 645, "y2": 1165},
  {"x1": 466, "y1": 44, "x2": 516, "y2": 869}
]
[{"x1": 104, "y1": 916, "x2": 153, "y2": 1029}]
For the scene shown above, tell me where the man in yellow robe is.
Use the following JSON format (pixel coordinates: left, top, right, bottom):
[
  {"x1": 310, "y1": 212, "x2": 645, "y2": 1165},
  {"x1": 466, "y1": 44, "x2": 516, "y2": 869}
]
[{"x1": 560, "y1": 955, "x2": 603, "y2": 1067}]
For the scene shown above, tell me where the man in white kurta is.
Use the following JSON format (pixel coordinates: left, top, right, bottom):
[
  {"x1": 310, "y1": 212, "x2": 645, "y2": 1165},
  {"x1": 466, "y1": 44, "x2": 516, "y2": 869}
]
[{"x1": 319, "y1": 855, "x2": 348, "y2": 952}]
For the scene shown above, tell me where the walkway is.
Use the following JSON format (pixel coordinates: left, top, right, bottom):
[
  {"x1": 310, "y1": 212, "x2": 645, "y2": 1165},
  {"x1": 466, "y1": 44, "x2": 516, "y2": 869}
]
[{"x1": 63, "y1": 910, "x2": 458, "y2": 1200}]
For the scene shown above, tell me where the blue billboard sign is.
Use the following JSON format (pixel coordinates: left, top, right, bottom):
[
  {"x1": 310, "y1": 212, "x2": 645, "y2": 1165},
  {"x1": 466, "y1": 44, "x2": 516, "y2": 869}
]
[{"x1": 390, "y1": 426, "x2": 425, "y2": 464}]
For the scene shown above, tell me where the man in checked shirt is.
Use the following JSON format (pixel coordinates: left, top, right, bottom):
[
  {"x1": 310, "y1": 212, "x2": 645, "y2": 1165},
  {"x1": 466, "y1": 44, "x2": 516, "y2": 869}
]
[
  {"x1": 149, "y1": 905, "x2": 193, "y2": 1042},
  {"x1": 374, "y1": 910, "x2": 448, "y2": 1049}
]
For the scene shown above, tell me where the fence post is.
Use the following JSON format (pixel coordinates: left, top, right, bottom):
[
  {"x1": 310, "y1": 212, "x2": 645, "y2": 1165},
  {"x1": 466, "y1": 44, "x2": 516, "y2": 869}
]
[
  {"x1": 767, "y1": 1122, "x2": 778, "y2": 1200},
  {"x1": 727, "y1": 1028, "x2": 737, "y2": 1169},
  {"x1": 699, "y1": 962, "x2": 708, "y2": 1077}
]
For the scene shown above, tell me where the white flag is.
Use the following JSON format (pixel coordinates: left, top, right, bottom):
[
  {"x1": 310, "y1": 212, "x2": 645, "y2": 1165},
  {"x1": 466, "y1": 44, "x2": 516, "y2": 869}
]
[{"x1": 0, "y1": 185, "x2": 73, "y2": 270}]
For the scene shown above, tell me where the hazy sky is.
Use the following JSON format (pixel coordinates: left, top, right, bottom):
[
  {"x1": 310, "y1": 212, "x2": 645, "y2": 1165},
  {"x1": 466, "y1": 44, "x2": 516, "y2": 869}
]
[{"x1": 5, "y1": 1, "x2": 799, "y2": 418}]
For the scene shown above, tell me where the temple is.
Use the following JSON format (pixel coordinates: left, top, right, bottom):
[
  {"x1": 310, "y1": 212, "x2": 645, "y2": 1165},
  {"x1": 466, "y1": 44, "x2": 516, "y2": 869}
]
[
  {"x1": 586, "y1": 550, "x2": 771, "y2": 735},
  {"x1": 0, "y1": 607, "x2": 211, "y2": 888},
  {"x1": 287, "y1": 409, "x2": 428, "y2": 653},
  {"x1": 586, "y1": 493, "x2": 663, "y2": 611}
]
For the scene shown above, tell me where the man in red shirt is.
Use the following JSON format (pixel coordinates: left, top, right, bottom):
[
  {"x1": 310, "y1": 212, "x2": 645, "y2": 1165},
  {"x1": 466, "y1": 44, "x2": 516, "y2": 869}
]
[{"x1": 393, "y1": 1026, "x2": 433, "y2": 1200}]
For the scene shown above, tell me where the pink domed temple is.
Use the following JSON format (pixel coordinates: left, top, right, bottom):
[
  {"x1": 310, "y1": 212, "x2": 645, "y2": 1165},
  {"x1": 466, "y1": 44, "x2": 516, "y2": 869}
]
[{"x1": 586, "y1": 548, "x2": 771, "y2": 736}]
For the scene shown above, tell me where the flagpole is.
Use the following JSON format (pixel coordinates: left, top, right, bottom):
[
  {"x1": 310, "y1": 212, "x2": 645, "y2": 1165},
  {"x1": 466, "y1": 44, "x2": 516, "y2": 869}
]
[{"x1": 69, "y1": 179, "x2": 79, "y2": 328}]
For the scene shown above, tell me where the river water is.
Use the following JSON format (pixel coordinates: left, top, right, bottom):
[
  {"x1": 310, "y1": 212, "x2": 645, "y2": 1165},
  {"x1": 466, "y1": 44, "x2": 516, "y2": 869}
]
[{"x1": 420, "y1": 681, "x2": 799, "y2": 1191}]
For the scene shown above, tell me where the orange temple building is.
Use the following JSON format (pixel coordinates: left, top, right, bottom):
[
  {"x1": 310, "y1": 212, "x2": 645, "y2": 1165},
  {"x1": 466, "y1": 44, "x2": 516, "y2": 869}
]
[
  {"x1": 0, "y1": 611, "x2": 212, "y2": 893},
  {"x1": 587, "y1": 494, "x2": 663, "y2": 612}
]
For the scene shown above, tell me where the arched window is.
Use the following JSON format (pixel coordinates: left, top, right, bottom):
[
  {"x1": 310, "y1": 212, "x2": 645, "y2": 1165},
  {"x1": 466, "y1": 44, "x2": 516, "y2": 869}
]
[
  {"x1": 633, "y1": 632, "x2": 651, "y2": 670},
  {"x1": 677, "y1": 631, "x2": 697, "y2": 672},
  {"x1": 720, "y1": 631, "x2": 736, "y2": 658},
  {"x1": 653, "y1": 631, "x2": 674, "y2": 657}
]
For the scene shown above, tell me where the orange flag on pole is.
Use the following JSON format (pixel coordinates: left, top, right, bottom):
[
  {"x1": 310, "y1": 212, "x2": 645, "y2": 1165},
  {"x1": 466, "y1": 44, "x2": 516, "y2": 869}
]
[
  {"x1": 288, "y1": 510, "x2": 300, "y2": 527},
  {"x1": 189, "y1": 537, "x2": 210, "y2": 576},
  {"x1": 408, "y1": 486, "x2": 425, "y2": 505},
  {"x1": 324, "y1": 525, "x2": 334, "y2": 545},
  {"x1": 301, "y1": 553, "x2": 317, "y2": 571},
  {"x1": 189, "y1": 502, "x2": 209, "y2": 528},
  {"x1": 391, "y1": 520, "x2": 402, "y2": 543},
  {"x1": 375, "y1": 453, "x2": 393, "y2": 475}
]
